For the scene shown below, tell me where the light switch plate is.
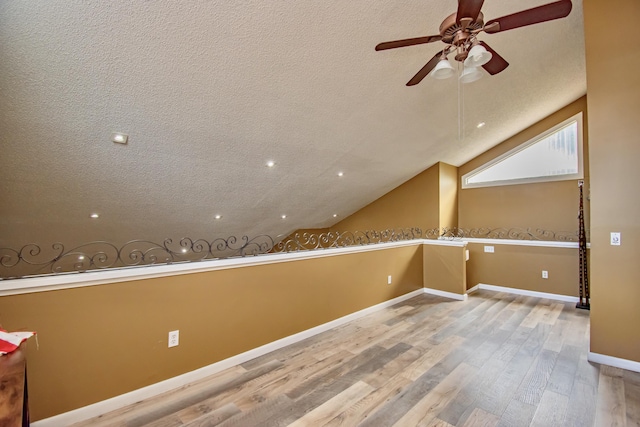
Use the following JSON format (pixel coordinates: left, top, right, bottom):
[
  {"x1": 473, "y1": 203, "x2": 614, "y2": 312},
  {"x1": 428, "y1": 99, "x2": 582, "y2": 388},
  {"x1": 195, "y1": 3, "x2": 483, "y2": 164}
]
[{"x1": 611, "y1": 232, "x2": 621, "y2": 246}]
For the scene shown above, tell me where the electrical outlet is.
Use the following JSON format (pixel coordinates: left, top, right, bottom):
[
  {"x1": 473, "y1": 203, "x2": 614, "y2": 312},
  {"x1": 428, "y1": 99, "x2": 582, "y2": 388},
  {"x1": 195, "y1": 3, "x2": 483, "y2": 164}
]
[
  {"x1": 542, "y1": 270, "x2": 548, "y2": 279},
  {"x1": 168, "y1": 330, "x2": 179, "y2": 348},
  {"x1": 484, "y1": 246, "x2": 494, "y2": 253},
  {"x1": 387, "y1": 275, "x2": 392, "y2": 285}
]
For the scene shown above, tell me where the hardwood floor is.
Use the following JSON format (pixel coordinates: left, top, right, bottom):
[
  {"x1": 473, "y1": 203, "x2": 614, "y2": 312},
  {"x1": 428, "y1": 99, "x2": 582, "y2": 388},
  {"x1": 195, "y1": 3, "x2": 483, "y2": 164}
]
[{"x1": 72, "y1": 290, "x2": 640, "y2": 427}]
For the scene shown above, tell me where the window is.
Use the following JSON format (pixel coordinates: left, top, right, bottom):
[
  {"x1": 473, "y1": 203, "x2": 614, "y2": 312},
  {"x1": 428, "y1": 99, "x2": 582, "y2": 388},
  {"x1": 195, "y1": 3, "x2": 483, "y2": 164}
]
[{"x1": 462, "y1": 113, "x2": 583, "y2": 189}]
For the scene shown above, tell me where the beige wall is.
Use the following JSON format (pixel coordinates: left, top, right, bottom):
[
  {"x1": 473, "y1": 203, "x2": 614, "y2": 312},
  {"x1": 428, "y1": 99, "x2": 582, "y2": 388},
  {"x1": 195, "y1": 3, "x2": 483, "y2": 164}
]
[
  {"x1": 458, "y1": 97, "x2": 588, "y2": 296},
  {"x1": 0, "y1": 245, "x2": 423, "y2": 420},
  {"x1": 331, "y1": 162, "x2": 459, "y2": 235},
  {"x1": 423, "y1": 244, "x2": 466, "y2": 296},
  {"x1": 458, "y1": 96, "x2": 589, "y2": 234},
  {"x1": 466, "y1": 243, "x2": 578, "y2": 296},
  {"x1": 331, "y1": 163, "x2": 440, "y2": 233},
  {"x1": 584, "y1": 0, "x2": 640, "y2": 362},
  {"x1": 438, "y1": 162, "x2": 458, "y2": 230}
]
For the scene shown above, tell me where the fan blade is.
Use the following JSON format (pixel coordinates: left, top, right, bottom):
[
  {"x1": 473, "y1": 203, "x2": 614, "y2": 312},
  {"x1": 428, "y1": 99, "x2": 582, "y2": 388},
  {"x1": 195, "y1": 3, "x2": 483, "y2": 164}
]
[
  {"x1": 407, "y1": 53, "x2": 441, "y2": 86},
  {"x1": 375, "y1": 35, "x2": 442, "y2": 51},
  {"x1": 479, "y1": 41, "x2": 509, "y2": 75},
  {"x1": 485, "y1": 0, "x2": 572, "y2": 34},
  {"x1": 456, "y1": 0, "x2": 485, "y2": 25}
]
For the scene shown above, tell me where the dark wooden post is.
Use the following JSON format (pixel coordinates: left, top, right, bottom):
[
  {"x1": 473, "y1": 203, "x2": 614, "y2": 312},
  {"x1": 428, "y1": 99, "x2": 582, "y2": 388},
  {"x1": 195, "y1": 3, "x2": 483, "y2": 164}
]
[{"x1": 576, "y1": 180, "x2": 590, "y2": 310}]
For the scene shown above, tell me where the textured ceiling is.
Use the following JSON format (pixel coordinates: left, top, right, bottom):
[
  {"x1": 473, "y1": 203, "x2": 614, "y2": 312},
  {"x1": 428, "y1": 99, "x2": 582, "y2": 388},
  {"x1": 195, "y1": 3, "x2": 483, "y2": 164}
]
[{"x1": 0, "y1": 0, "x2": 586, "y2": 248}]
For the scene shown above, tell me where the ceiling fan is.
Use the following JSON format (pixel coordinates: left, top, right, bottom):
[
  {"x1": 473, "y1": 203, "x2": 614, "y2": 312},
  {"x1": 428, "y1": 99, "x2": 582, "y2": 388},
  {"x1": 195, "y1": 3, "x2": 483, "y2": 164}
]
[{"x1": 376, "y1": 0, "x2": 573, "y2": 86}]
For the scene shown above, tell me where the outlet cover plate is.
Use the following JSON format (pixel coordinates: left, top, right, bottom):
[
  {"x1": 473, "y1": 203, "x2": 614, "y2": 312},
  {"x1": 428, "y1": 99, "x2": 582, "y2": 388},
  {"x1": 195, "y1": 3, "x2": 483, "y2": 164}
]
[{"x1": 168, "y1": 330, "x2": 179, "y2": 348}]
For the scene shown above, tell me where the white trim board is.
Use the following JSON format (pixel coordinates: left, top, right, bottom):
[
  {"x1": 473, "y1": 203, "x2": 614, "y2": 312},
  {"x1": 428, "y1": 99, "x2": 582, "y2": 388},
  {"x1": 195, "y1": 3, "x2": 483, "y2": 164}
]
[
  {"x1": 423, "y1": 287, "x2": 467, "y2": 301},
  {"x1": 589, "y1": 352, "x2": 640, "y2": 374},
  {"x1": 461, "y1": 237, "x2": 582, "y2": 249},
  {"x1": 31, "y1": 288, "x2": 424, "y2": 427},
  {"x1": 467, "y1": 283, "x2": 580, "y2": 303},
  {"x1": 423, "y1": 239, "x2": 467, "y2": 247}
]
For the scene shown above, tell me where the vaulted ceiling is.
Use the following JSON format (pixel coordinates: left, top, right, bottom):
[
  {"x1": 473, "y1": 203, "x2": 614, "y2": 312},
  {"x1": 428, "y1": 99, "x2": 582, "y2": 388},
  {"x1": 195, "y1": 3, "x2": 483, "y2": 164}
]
[{"x1": 0, "y1": 1, "x2": 586, "y2": 248}]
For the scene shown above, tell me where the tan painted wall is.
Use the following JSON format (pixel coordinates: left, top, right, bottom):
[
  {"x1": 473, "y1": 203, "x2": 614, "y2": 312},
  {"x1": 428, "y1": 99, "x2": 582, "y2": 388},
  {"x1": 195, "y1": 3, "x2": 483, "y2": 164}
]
[
  {"x1": 438, "y1": 163, "x2": 458, "y2": 230},
  {"x1": 584, "y1": 0, "x2": 640, "y2": 362},
  {"x1": 331, "y1": 163, "x2": 440, "y2": 232},
  {"x1": 458, "y1": 96, "x2": 589, "y2": 234},
  {"x1": 0, "y1": 245, "x2": 423, "y2": 420},
  {"x1": 330, "y1": 162, "x2": 459, "y2": 235},
  {"x1": 423, "y1": 244, "x2": 466, "y2": 296},
  {"x1": 466, "y1": 243, "x2": 578, "y2": 296}
]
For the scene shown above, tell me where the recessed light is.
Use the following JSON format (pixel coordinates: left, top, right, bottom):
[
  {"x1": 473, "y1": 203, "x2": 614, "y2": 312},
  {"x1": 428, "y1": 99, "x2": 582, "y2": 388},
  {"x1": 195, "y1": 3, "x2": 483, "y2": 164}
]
[
  {"x1": 333, "y1": 214, "x2": 338, "y2": 218},
  {"x1": 78, "y1": 255, "x2": 85, "y2": 260},
  {"x1": 477, "y1": 122, "x2": 486, "y2": 128},
  {"x1": 266, "y1": 160, "x2": 275, "y2": 168},
  {"x1": 90, "y1": 213, "x2": 99, "y2": 219},
  {"x1": 338, "y1": 172, "x2": 344, "y2": 177},
  {"x1": 181, "y1": 248, "x2": 188, "y2": 253},
  {"x1": 112, "y1": 132, "x2": 128, "y2": 144},
  {"x1": 214, "y1": 214, "x2": 222, "y2": 220},
  {"x1": 281, "y1": 214, "x2": 287, "y2": 219}
]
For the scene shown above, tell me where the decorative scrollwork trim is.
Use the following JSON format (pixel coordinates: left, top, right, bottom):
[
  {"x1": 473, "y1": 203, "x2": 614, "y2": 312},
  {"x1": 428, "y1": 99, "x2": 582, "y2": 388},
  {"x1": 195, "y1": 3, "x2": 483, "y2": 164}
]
[
  {"x1": 0, "y1": 228, "x2": 424, "y2": 279},
  {"x1": 437, "y1": 227, "x2": 581, "y2": 242},
  {"x1": 0, "y1": 226, "x2": 583, "y2": 280}
]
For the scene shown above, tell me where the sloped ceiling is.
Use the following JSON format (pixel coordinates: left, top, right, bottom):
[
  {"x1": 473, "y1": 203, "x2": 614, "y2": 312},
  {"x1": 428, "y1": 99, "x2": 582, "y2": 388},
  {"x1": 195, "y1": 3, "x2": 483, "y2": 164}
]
[{"x1": 0, "y1": 0, "x2": 586, "y2": 248}]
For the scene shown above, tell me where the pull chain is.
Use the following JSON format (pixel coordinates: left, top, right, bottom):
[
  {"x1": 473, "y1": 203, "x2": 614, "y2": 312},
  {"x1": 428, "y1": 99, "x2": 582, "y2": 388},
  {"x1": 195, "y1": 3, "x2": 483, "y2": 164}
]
[{"x1": 458, "y1": 61, "x2": 464, "y2": 140}]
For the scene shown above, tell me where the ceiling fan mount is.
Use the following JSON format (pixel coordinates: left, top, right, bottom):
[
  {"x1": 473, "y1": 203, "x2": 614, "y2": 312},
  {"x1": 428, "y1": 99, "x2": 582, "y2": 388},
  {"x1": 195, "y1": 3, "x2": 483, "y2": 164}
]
[
  {"x1": 439, "y1": 12, "x2": 484, "y2": 45},
  {"x1": 375, "y1": 0, "x2": 573, "y2": 86}
]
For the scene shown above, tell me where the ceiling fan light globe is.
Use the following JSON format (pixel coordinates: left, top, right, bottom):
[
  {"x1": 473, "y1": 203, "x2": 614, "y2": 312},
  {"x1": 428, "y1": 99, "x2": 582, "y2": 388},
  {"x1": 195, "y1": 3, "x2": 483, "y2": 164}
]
[
  {"x1": 430, "y1": 58, "x2": 455, "y2": 80},
  {"x1": 459, "y1": 65, "x2": 484, "y2": 84},
  {"x1": 464, "y1": 44, "x2": 493, "y2": 67}
]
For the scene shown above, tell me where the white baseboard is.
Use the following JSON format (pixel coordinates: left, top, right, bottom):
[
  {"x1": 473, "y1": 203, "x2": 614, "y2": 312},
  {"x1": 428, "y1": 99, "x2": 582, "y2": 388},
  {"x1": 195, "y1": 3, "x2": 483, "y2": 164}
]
[
  {"x1": 423, "y1": 287, "x2": 467, "y2": 301},
  {"x1": 31, "y1": 288, "x2": 424, "y2": 427},
  {"x1": 473, "y1": 283, "x2": 580, "y2": 303},
  {"x1": 589, "y1": 352, "x2": 640, "y2": 373},
  {"x1": 466, "y1": 284, "x2": 480, "y2": 294}
]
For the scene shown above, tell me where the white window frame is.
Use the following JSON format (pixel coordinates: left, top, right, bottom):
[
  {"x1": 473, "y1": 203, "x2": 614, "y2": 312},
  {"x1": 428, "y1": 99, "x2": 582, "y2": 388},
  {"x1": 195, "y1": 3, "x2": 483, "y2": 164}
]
[{"x1": 462, "y1": 112, "x2": 584, "y2": 189}]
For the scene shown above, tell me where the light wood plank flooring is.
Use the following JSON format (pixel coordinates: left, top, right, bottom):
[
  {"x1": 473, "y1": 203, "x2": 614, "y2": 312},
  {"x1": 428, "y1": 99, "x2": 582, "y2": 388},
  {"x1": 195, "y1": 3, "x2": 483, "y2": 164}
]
[{"x1": 72, "y1": 290, "x2": 640, "y2": 426}]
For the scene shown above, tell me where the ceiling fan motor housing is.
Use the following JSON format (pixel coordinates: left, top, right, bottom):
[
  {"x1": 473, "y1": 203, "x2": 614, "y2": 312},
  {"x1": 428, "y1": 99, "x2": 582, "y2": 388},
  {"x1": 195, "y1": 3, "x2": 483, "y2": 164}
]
[{"x1": 440, "y1": 12, "x2": 484, "y2": 50}]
